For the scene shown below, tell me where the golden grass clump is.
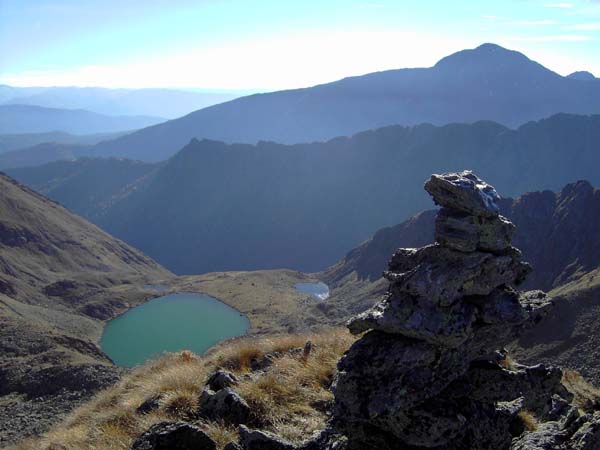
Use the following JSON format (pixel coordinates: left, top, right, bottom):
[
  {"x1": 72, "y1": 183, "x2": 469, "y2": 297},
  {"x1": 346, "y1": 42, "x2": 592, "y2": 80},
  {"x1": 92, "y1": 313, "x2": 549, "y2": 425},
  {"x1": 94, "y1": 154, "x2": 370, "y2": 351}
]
[
  {"x1": 234, "y1": 329, "x2": 355, "y2": 443},
  {"x1": 517, "y1": 410, "x2": 538, "y2": 432},
  {"x1": 162, "y1": 389, "x2": 199, "y2": 420},
  {"x1": 200, "y1": 420, "x2": 239, "y2": 448},
  {"x1": 499, "y1": 353, "x2": 518, "y2": 371},
  {"x1": 562, "y1": 369, "x2": 600, "y2": 412},
  {"x1": 10, "y1": 330, "x2": 355, "y2": 450}
]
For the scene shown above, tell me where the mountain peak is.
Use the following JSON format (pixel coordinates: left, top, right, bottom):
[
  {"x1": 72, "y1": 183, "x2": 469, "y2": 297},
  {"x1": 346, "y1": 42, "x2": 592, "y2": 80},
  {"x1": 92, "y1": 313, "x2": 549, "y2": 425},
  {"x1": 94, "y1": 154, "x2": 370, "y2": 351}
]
[
  {"x1": 567, "y1": 71, "x2": 596, "y2": 81},
  {"x1": 434, "y1": 43, "x2": 537, "y2": 70}
]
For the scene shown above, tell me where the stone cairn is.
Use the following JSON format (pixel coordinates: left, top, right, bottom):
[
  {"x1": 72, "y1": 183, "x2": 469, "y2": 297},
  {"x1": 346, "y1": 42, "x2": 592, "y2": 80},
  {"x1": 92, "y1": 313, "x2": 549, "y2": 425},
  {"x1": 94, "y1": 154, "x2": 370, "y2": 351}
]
[{"x1": 325, "y1": 171, "x2": 594, "y2": 450}]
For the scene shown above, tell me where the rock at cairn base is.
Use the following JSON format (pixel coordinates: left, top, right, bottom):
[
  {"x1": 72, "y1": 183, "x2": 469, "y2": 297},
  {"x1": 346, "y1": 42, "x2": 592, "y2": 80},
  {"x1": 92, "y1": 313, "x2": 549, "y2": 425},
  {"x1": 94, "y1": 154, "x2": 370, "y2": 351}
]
[{"x1": 325, "y1": 171, "x2": 600, "y2": 450}]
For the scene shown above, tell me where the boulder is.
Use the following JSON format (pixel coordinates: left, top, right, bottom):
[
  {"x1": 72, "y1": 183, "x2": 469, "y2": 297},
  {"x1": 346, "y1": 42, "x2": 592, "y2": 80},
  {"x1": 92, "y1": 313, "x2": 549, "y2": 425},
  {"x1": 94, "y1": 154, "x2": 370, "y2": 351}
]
[
  {"x1": 136, "y1": 394, "x2": 163, "y2": 415},
  {"x1": 224, "y1": 442, "x2": 243, "y2": 450},
  {"x1": 569, "y1": 412, "x2": 600, "y2": 450},
  {"x1": 239, "y1": 425, "x2": 294, "y2": 450},
  {"x1": 198, "y1": 387, "x2": 251, "y2": 425},
  {"x1": 131, "y1": 422, "x2": 216, "y2": 450},
  {"x1": 207, "y1": 369, "x2": 239, "y2": 391}
]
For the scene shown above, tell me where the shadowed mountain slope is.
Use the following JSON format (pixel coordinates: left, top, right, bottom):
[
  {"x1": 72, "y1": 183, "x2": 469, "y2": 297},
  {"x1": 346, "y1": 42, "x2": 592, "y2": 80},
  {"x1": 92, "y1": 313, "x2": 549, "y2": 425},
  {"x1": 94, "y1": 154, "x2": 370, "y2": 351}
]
[
  {"x1": 9, "y1": 114, "x2": 600, "y2": 275},
  {"x1": 0, "y1": 172, "x2": 171, "y2": 444}
]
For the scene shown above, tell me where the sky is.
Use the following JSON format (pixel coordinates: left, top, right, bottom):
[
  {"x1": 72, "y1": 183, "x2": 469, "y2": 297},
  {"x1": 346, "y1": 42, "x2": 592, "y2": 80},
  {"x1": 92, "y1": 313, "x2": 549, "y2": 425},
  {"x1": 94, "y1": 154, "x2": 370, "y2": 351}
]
[{"x1": 1, "y1": 0, "x2": 599, "y2": 90}]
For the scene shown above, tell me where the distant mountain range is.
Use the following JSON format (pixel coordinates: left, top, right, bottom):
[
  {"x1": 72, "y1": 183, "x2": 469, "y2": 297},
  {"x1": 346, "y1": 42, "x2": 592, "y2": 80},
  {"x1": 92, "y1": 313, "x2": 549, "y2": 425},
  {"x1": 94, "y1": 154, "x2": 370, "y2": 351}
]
[
  {"x1": 0, "y1": 130, "x2": 129, "y2": 155},
  {"x1": 0, "y1": 130, "x2": 134, "y2": 170},
  {"x1": 9, "y1": 113, "x2": 600, "y2": 275},
  {"x1": 73, "y1": 43, "x2": 600, "y2": 162},
  {"x1": 0, "y1": 104, "x2": 164, "y2": 135},
  {"x1": 0, "y1": 142, "x2": 84, "y2": 170},
  {"x1": 0, "y1": 85, "x2": 243, "y2": 119}
]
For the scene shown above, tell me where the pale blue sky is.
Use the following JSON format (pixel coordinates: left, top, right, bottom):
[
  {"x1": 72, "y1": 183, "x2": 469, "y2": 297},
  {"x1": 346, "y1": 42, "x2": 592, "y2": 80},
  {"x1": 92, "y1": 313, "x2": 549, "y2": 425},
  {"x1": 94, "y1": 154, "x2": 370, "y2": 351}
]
[{"x1": 1, "y1": 0, "x2": 599, "y2": 89}]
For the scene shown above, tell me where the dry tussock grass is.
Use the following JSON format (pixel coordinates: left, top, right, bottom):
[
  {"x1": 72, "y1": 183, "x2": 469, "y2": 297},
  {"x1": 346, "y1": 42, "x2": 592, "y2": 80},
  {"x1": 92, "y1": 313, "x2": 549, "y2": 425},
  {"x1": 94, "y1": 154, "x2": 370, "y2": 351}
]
[
  {"x1": 517, "y1": 410, "x2": 538, "y2": 432},
  {"x1": 9, "y1": 328, "x2": 354, "y2": 450},
  {"x1": 562, "y1": 369, "x2": 600, "y2": 412},
  {"x1": 235, "y1": 329, "x2": 352, "y2": 442},
  {"x1": 499, "y1": 354, "x2": 518, "y2": 371}
]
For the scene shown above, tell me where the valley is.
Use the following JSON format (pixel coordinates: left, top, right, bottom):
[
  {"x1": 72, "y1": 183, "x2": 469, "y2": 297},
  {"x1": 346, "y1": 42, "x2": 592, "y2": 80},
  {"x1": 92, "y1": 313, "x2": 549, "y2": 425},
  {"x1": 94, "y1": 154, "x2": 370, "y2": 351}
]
[
  {"x1": 2, "y1": 10, "x2": 600, "y2": 447},
  {"x1": 9, "y1": 113, "x2": 600, "y2": 276},
  {"x1": 0, "y1": 172, "x2": 327, "y2": 445}
]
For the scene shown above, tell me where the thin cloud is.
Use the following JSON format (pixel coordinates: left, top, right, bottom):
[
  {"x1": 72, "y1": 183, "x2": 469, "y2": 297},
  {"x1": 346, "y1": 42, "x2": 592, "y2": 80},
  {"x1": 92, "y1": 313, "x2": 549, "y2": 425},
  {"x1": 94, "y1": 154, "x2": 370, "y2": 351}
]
[
  {"x1": 509, "y1": 34, "x2": 592, "y2": 41},
  {"x1": 512, "y1": 20, "x2": 557, "y2": 25},
  {"x1": 544, "y1": 3, "x2": 573, "y2": 7},
  {"x1": 358, "y1": 3, "x2": 386, "y2": 8},
  {"x1": 567, "y1": 22, "x2": 600, "y2": 30}
]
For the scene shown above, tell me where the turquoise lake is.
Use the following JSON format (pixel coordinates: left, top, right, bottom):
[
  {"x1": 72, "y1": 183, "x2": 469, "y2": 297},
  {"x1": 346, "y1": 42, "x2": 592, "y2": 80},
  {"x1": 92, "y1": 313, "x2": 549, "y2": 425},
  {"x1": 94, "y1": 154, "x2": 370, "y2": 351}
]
[{"x1": 100, "y1": 293, "x2": 250, "y2": 367}]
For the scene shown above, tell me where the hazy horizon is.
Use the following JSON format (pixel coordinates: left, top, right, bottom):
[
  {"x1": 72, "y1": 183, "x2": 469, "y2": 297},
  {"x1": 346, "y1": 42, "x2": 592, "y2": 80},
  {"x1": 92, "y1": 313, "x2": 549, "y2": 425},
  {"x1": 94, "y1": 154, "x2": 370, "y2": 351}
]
[{"x1": 2, "y1": 0, "x2": 600, "y2": 91}]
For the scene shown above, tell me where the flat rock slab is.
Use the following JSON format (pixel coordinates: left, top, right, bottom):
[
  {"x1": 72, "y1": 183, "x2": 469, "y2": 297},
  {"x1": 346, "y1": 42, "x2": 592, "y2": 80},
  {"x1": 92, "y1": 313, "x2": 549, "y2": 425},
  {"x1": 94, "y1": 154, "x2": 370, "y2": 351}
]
[
  {"x1": 435, "y1": 208, "x2": 515, "y2": 252},
  {"x1": 386, "y1": 245, "x2": 531, "y2": 306},
  {"x1": 425, "y1": 171, "x2": 500, "y2": 217}
]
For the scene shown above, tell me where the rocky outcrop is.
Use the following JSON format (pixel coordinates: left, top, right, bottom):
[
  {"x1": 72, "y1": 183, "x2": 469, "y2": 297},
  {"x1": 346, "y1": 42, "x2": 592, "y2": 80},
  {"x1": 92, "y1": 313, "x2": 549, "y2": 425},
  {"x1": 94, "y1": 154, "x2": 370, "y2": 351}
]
[
  {"x1": 311, "y1": 172, "x2": 600, "y2": 450},
  {"x1": 198, "y1": 387, "x2": 251, "y2": 425},
  {"x1": 207, "y1": 369, "x2": 239, "y2": 391},
  {"x1": 238, "y1": 425, "x2": 295, "y2": 450},
  {"x1": 131, "y1": 422, "x2": 216, "y2": 450}
]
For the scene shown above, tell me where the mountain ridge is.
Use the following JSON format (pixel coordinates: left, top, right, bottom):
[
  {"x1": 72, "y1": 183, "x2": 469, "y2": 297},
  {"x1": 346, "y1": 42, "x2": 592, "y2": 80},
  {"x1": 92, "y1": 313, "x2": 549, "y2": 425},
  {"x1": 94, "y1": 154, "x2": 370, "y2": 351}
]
[
  {"x1": 79, "y1": 43, "x2": 600, "y2": 162},
  {"x1": 0, "y1": 85, "x2": 243, "y2": 119},
  {"x1": 0, "y1": 104, "x2": 164, "y2": 135},
  {"x1": 10, "y1": 113, "x2": 600, "y2": 275}
]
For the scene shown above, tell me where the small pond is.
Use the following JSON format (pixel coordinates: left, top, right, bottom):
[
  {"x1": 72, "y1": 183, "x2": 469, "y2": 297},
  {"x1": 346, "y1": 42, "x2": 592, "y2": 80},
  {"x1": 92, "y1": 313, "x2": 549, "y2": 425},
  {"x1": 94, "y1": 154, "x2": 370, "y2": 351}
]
[
  {"x1": 100, "y1": 293, "x2": 249, "y2": 367},
  {"x1": 294, "y1": 282, "x2": 330, "y2": 300}
]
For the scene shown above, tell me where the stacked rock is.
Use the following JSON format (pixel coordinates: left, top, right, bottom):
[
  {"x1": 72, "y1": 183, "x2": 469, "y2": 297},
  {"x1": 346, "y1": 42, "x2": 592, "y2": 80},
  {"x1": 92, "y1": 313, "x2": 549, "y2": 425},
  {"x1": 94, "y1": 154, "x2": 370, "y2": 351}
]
[{"x1": 331, "y1": 171, "x2": 555, "y2": 449}]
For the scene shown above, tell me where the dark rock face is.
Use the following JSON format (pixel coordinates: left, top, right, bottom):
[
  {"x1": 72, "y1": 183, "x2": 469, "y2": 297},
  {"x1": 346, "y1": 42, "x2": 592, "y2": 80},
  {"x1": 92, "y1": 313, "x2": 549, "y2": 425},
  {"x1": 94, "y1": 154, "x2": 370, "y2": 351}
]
[
  {"x1": 436, "y1": 208, "x2": 516, "y2": 252},
  {"x1": 239, "y1": 425, "x2": 295, "y2": 450},
  {"x1": 131, "y1": 422, "x2": 216, "y2": 450},
  {"x1": 198, "y1": 387, "x2": 251, "y2": 425},
  {"x1": 207, "y1": 369, "x2": 239, "y2": 391},
  {"x1": 136, "y1": 395, "x2": 163, "y2": 415},
  {"x1": 224, "y1": 442, "x2": 244, "y2": 450},
  {"x1": 317, "y1": 172, "x2": 600, "y2": 450}
]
